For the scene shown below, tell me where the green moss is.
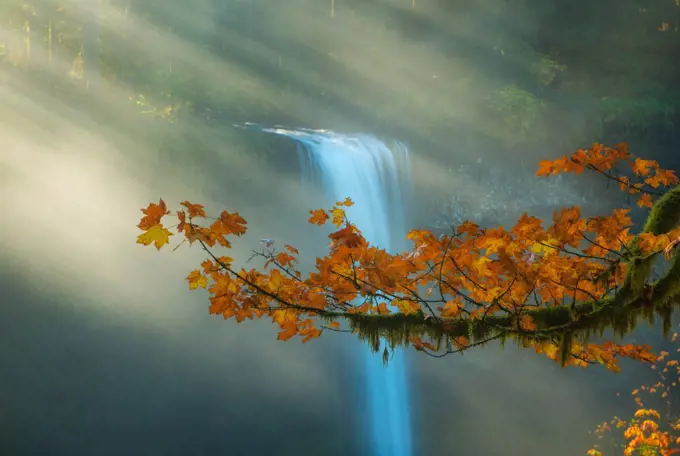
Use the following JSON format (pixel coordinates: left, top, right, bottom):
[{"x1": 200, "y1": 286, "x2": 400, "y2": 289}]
[
  {"x1": 346, "y1": 311, "x2": 444, "y2": 352},
  {"x1": 643, "y1": 186, "x2": 680, "y2": 235},
  {"x1": 653, "y1": 250, "x2": 680, "y2": 304},
  {"x1": 559, "y1": 331, "x2": 573, "y2": 366}
]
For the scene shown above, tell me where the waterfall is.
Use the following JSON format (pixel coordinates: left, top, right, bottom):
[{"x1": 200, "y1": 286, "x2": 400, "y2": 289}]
[{"x1": 246, "y1": 124, "x2": 414, "y2": 456}]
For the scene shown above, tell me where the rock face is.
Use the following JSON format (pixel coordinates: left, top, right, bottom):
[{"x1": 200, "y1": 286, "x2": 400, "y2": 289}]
[{"x1": 424, "y1": 159, "x2": 619, "y2": 234}]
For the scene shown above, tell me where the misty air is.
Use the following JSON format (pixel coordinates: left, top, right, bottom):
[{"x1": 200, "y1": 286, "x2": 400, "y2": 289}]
[{"x1": 1, "y1": 1, "x2": 680, "y2": 456}]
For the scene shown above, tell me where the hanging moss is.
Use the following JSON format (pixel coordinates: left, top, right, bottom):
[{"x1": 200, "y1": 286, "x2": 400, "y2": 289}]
[
  {"x1": 471, "y1": 318, "x2": 493, "y2": 341},
  {"x1": 345, "y1": 311, "x2": 445, "y2": 352},
  {"x1": 659, "y1": 300, "x2": 674, "y2": 338},
  {"x1": 629, "y1": 256, "x2": 653, "y2": 296},
  {"x1": 559, "y1": 331, "x2": 573, "y2": 366}
]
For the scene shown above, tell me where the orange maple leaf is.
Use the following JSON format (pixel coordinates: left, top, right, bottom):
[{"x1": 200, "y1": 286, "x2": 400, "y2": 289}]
[
  {"x1": 637, "y1": 193, "x2": 654, "y2": 208},
  {"x1": 218, "y1": 210, "x2": 248, "y2": 236},
  {"x1": 457, "y1": 220, "x2": 481, "y2": 237},
  {"x1": 329, "y1": 224, "x2": 363, "y2": 248},
  {"x1": 631, "y1": 158, "x2": 657, "y2": 177},
  {"x1": 138, "y1": 198, "x2": 169, "y2": 230},
  {"x1": 284, "y1": 244, "x2": 299, "y2": 255},
  {"x1": 519, "y1": 315, "x2": 537, "y2": 331},
  {"x1": 308, "y1": 209, "x2": 329, "y2": 225},
  {"x1": 180, "y1": 201, "x2": 206, "y2": 218},
  {"x1": 336, "y1": 197, "x2": 354, "y2": 207},
  {"x1": 277, "y1": 322, "x2": 298, "y2": 341},
  {"x1": 536, "y1": 159, "x2": 556, "y2": 177},
  {"x1": 176, "y1": 210, "x2": 188, "y2": 233}
]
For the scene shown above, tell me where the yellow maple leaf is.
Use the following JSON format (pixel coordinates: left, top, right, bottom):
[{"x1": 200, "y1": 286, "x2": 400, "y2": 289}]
[
  {"x1": 543, "y1": 342, "x2": 559, "y2": 359},
  {"x1": 330, "y1": 207, "x2": 346, "y2": 227},
  {"x1": 186, "y1": 270, "x2": 208, "y2": 289},
  {"x1": 394, "y1": 299, "x2": 420, "y2": 316},
  {"x1": 267, "y1": 269, "x2": 284, "y2": 292},
  {"x1": 470, "y1": 256, "x2": 491, "y2": 275},
  {"x1": 530, "y1": 237, "x2": 558, "y2": 256},
  {"x1": 634, "y1": 409, "x2": 660, "y2": 419},
  {"x1": 441, "y1": 300, "x2": 464, "y2": 318},
  {"x1": 136, "y1": 224, "x2": 173, "y2": 250}
]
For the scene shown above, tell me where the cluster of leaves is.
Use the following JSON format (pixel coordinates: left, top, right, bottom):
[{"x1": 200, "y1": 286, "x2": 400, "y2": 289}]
[
  {"x1": 137, "y1": 142, "x2": 680, "y2": 371},
  {"x1": 536, "y1": 143, "x2": 677, "y2": 209},
  {"x1": 587, "y1": 326, "x2": 680, "y2": 456}
]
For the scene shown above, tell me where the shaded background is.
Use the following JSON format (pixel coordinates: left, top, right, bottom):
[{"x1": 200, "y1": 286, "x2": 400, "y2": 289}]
[{"x1": 1, "y1": 0, "x2": 679, "y2": 455}]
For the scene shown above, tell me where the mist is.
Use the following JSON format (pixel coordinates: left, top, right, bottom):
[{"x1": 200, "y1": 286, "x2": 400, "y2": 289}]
[{"x1": 2, "y1": 0, "x2": 678, "y2": 455}]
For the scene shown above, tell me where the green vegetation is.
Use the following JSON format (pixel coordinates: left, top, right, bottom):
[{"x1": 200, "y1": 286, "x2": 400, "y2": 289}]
[{"x1": 2, "y1": 0, "x2": 678, "y2": 166}]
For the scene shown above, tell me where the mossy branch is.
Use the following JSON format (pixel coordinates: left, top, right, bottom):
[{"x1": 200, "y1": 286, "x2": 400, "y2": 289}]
[{"x1": 317, "y1": 186, "x2": 680, "y2": 357}]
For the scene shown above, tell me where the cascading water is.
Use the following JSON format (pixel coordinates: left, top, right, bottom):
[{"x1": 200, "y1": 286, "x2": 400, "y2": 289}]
[{"x1": 240, "y1": 123, "x2": 414, "y2": 456}]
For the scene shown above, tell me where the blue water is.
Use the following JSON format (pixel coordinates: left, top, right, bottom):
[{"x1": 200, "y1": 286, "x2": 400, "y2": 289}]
[{"x1": 247, "y1": 124, "x2": 413, "y2": 456}]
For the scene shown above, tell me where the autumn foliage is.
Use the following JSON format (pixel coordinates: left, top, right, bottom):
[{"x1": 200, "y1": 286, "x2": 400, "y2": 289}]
[
  {"x1": 137, "y1": 143, "x2": 680, "y2": 371},
  {"x1": 588, "y1": 325, "x2": 680, "y2": 456}
]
